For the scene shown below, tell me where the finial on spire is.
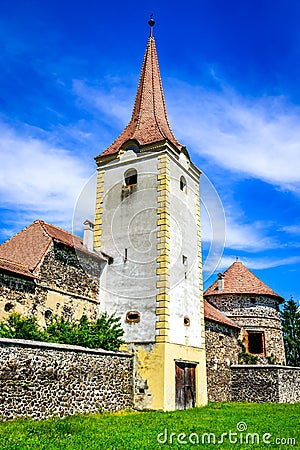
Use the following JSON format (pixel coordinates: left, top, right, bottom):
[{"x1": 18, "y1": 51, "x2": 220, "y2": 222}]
[{"x1": 148, "y1": 14, "x2": 155, "y2": 36}]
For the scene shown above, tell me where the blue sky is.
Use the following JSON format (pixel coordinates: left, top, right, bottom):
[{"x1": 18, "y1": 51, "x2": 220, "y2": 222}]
[{"x1": 0, "y1": 0, "x2": 300, "y2": 302}]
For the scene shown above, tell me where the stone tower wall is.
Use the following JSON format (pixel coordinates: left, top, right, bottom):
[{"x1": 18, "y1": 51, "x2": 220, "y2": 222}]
[{"x1": 206, "y1": 294, "x2": 285, "y2": 364}]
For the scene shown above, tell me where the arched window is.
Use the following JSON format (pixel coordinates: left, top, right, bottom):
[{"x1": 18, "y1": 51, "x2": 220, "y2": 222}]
[
  {"x1": 124, "y1": 168, "x2": 137, "y2": 186},
  {"x1": 180, "y1": 175, "x2": 187, "y2": 193}
]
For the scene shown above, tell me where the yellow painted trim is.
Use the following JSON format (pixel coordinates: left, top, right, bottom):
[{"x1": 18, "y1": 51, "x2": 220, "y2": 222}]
[
  {"x1": 157, "y1": 301, "x2": 169, "y2": 308},
  {"x1": 156, "y1": 154, "x2": 171, "y2": 344},
  {"x1": 94, "y1": 169, "x2": 105, "y2": 250},
  {"x1": 156, "y1": 307, "x2": 170, "y2": 315},
  {"x1": 156, "y1": 293, "x2": 170, "y2": 301},
  {"x1": 156, "y1": 319, "x2": 170, "y2": 327}
]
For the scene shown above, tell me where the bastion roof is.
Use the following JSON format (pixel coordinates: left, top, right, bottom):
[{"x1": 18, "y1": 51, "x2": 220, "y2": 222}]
[
  {"x1": 0, "y1": 220, "x2": 105, "y2": 276},
  {"x1": 204, "y1": 260, "x2": 283, "y2": 302}
]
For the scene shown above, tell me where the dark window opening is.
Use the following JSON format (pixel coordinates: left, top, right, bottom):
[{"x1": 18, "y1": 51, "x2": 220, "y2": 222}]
[
  {"x1": 124, "y1": 248, "x2": 128, "y2": 262},
  {"x1": 184, "y1": 316, "x2": 190, "y2": 327},
  {"x1": 182, "y1": 255, "x2": 188, "y2": 266},
  {"x1": 44, "y1": 309, "x2": 53, "y2": 320},
  {"x1": 180, "y1": 176, "x2": 187, "y2": 192},
  {"x1": 4, "y1": 303, "x2": 14, "y2": 312},
  {"x1": 124, "y1": 168, "x2": 137, "y2": 186},
  {"x1": 126, "y1": 311, "x2": 140, "y2": 323},
  {"x1": 248, "y1": 332, "x2": 264, "y2": 354}
]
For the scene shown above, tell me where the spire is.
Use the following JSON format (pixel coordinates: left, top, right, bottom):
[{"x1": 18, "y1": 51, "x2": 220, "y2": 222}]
[{"x1": 97, "y1": 19, "x2": 182, "y2": 158}]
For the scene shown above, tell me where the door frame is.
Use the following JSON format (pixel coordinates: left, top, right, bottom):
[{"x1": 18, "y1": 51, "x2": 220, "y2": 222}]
[{"x1": 175, "y1": 360, "x2": 198, "y2": 410}]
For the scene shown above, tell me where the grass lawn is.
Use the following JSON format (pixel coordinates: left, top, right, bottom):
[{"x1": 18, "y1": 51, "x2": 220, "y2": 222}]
[{"x1": 0, "y1": 402, "x2": 299, "y2": 449}]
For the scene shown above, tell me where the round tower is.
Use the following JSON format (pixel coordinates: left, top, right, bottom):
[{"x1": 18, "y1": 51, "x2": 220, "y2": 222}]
[{"x1": 204, "y1": 260, "x2": 286, "y2": 364}]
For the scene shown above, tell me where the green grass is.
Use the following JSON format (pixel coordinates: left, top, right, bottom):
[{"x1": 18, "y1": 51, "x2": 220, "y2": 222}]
[{"x1": 0, "y1": 403, "x2": 299, "y2": 449}]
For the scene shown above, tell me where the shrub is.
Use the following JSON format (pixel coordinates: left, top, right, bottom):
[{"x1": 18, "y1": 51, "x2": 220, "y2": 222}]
[
  {"x1": 0, "y1": 313, "x2": 45, "y2": 341},
  {"x1": 237, "y1": 339, "x2": 258, "y2": 364},
  {"x1": 0, "y1": 313, "x2": 124, "y2": 351}
]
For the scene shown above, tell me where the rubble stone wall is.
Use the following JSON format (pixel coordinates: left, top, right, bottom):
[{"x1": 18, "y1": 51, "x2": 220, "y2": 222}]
[
  {"x1": 230, "y1": 365, "x2": 300, "y2": 403},
  {"x1": 0, "y1": 339, "x2": 133, "y2": 421},
  {"x1": 205, "y1": 320, "x2": 240, "y2": 402},
  {"x1": 0, "y1": 243, "x2": 103, "y2": 326},
  {"x1": 206, "y1": 294, "x2": 285, "y2": 364}
]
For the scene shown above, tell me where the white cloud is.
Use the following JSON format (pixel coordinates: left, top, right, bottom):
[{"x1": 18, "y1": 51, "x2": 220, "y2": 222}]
[
  {"x1": 74, "y1": 76, "x2": 300, "y2": 192},
  {"x1": 167, "y1": 80, "x2": 300, "y2": 190},
  {"x1": 281, "y1": 225, "x2": 300, "y2": 235},
  {"x1": 214, "y1": 255, "x2": 300, "y2": 272},
  {"x1": 0, "y1": 122, "x2": 91, "y2": 231},
  {"x1": 73, "y1": 79, "x2": 133, "y2": 126}
]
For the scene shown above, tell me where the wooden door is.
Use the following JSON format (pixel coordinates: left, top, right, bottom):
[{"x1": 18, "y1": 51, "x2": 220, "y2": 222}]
[{"x1": 175, "y1": 362, "x2": 196, "y2": 410}]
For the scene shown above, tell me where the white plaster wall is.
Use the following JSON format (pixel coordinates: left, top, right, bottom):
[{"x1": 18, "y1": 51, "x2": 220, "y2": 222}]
[
  {"x1": 98, "y1": 153, "x2": 159, "y2": 342},
  {"x1": 168, "y1": 158, "x2": 203, "y2": 347}
]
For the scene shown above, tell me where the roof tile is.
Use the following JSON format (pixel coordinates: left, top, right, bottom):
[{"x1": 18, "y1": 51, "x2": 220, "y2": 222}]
[
  {"x1": 204, "y1": 300, "x2": 240, "y2": 329},
  {"x1": 96, "y1": 35, "x2": 182, "y2": 158},
  {"x1": 0, "y1": 257, "x2": 36, "y2": 279},
  {"x1": 0, "y1": 220, "x2": 104, "y2": 274},
  {"x1": 204, "y1": 260, "x2": 283, "y2": 301}
]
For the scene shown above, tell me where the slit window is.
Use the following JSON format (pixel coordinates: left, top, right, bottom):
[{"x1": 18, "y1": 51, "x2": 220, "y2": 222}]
[
  {"x1": 180, "y1": 175, "x2": 187, "y2": 192},
  {"x1": 124, "y1": 168, "x2": 137, "y2": 186},
  {"x1": 184, "y1": 316, "x2": 190, "y2": 327},
  {"x1": 248, "y1": 331, "x2": 264, "y2": 354}
]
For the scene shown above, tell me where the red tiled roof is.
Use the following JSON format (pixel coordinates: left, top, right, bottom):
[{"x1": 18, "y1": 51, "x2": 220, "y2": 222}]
[
  {"x1": 204, "y1": 300, "x2": 240, "y2": 329},
  {"x1": 0, "y1": 257, "x2": 36, "y2": 279},
  {"x1": 204, "y1": 260, "x2": 283, "y2": 301},
  {"x1": 0, "y1": 220, "x2": 104, "y2": 274},
  {"x1": 96, "y1": 34, "x2": 182, "y2": 158}
]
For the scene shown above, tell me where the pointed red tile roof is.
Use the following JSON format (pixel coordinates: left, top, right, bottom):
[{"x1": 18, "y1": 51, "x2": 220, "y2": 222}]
[
  {"x1": 204, "y1": 260, "x2": 283, "y2": 302},
  {"x1": 204, "y1": 300, "x2": 240, "y2": 329},
  {"x1": 0, "y1": 220, "x2": 104, "y2": 274},
  {"x1": 97, "y1": 34, "x2": 182, "y2": 158}
]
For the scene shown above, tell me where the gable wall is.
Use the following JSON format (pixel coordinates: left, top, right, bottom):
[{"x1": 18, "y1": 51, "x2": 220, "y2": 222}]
[{"x1": 0, "y1": 243, "x2": 103, "y2": 326}]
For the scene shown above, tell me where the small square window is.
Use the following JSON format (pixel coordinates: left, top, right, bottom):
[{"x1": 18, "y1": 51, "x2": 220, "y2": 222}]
[{"x1": 248, "y1": 331, "x2": 264, "y2": 354}]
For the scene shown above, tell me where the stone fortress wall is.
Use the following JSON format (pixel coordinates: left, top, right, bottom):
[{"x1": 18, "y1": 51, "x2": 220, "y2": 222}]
[
  {"x1": 231, "y1": 365, "x2": 300, "y2": 403},
  {"x1": 0, "y1": 338, "x2": 133, "y2": 421},
  {"x1": 207, "y1": 294, "x2": 286, "y2": 364},
  {"x1": 205, "y1": 320, "x2": 240, "y2": 402},
  {"x1": 0, "y1": 243, "x2": 102, "y2": 327}
]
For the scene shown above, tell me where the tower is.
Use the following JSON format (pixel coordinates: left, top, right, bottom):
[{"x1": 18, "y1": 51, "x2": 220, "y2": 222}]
[
  {"x1": 94, "y1": 19, "x2": 207, "y2": 410},
  {"x1": 204, "y1": 259, "x2": 286, "y2": 364}
]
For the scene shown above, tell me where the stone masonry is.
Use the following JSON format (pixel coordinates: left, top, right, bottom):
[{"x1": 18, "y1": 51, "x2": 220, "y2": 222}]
[
  {"x1": 205, "y1": 320, "x2": 240, "y2": 402},
  {"x1": 0, "y1": 242, "x2": 103, "y2": 327},
  {"x1": 207, "y1": 294, "x2": 285, "y2": 364},
  {"x1": 0, "y1": 338, "x2": 133, "y2": 421},
  {"x1": 230, "y1": 365, "x2": 300, "y2": 403}
]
